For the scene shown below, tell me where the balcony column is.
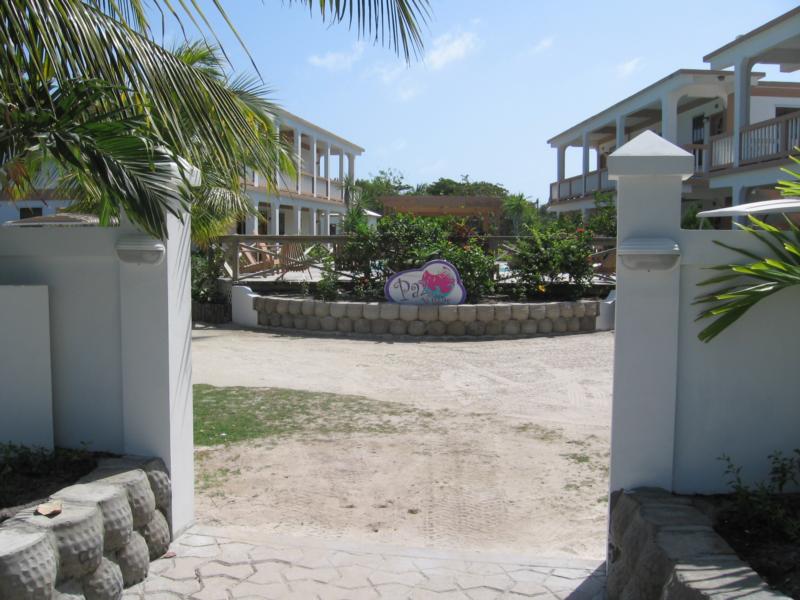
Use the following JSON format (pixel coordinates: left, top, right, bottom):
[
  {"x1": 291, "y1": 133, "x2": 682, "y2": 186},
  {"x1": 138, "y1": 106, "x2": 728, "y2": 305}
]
[
  {"x1": 338, "y1": 150, "x2": 345, "y2": 200},
  {"x1": 294, "y1": 130, "x2": 302, "y2": 194},
  {"x1": 311, "y1": 137, "x2": 318, "y2": 197},
  {"x1": 270, "y1": 202, "x2": 280, "y2": 235},
  {"x1": 325, "y1": 143, "x2": 331, "y2": 200},
  {"x1": 310, "y1": 208, "x2": 318, "y2": 236},
  {"x1": 325, "y1": 210, "x2": 331, "y2": 235},
  {"x1": 347, "y1": 153, "x2": 355, "y2": 181},
  {"x1": 733, "y1": 57, "x2": 753, "y2": 167},
  {"x1": 295, "y1": 206, "x2": 303, "y2": 235},
  {"x1": 661, "y1": 93, "x2": 679, "y2": 144},
  {"x1": 556, "y1": 145, "x2": 566, "y2": 181},
  {"x1": 582, "y1": 131, "x2": 590, "y2": 191},
  {"x1": 274, "y1": 123, "x2": 281, "y2": 190},
  {"x1": 616, "y1": 114, "x2": 626, "y2": 149}
]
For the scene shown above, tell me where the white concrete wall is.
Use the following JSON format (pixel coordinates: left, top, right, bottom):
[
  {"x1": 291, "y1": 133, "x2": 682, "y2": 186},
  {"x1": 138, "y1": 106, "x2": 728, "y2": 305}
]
[
  {"x1": 0, "y1": 219, "x2": 194, "y2": 532},
  {"x1": 0, "y1": 286, "x2": 54, "y2": 449},
  {"x1": 751, "y1": 95, "x2": 800, "y2": 123},
  {"x1": 609, "y1": 131, "x2": 800, "y2": 495}
]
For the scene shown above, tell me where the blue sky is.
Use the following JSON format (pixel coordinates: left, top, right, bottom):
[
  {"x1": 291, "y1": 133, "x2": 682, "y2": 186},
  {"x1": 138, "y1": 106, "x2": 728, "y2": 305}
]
[{"x1": 167, "y1": 1, "x2": 800, "y2": 201}]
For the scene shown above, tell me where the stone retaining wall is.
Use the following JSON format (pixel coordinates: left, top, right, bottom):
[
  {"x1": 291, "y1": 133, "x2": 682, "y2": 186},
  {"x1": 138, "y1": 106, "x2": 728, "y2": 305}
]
[
  {"x1": 252, "y1": 296, "x2": 600, "y2": 338},
  {"x1": 608, "y1": 488, "x2": 787, "y2": 599},
  {"x1": 0, "y1": 456, "x2": 172, "y2": 600}
]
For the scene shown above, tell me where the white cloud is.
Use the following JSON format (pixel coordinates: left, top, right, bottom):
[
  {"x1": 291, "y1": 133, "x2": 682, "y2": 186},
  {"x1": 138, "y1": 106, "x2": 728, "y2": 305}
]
[
  {"x1": 308, "y1": 42, "x2": 365, "y2": 71},
  {"x1": 531, "y1": 36, "x2": 554, "y2": 54},
  {"x1": 426, "y1": 31, "x2": 478, "y2": 70},
  {"x1": 368, "y1": 63, "x2": 405, "y2": 84},
  {"x1": 397, "y1": 84, "x2": 421, "y2": 102},
  {"x1": 616, "y1": 57, "x2": 643, "y2": 79}
]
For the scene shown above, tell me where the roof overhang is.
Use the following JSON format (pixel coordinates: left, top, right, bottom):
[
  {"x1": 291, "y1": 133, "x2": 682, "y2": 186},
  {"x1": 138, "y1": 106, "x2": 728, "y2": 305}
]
[{"x1": 275, "y1": 108, "x2": 365, "y2": 154}]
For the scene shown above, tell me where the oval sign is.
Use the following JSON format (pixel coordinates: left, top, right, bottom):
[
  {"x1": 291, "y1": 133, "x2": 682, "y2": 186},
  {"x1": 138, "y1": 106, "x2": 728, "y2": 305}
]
[{"x1": 384, "y1": 260, "x2": 467, "y2": 305}]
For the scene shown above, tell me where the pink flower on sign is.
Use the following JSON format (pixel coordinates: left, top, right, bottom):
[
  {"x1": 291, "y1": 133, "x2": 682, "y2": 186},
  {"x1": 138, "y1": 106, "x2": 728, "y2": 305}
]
[{"x1": 421, "y1": 270, "x2": 455, "y2": 295}]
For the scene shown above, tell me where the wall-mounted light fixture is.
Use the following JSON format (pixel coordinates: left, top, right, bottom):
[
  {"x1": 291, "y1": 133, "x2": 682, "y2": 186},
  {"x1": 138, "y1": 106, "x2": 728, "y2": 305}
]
[
  {"x1": 618, "y1": 238, "x2": 680, "y2": 271},
  {"x1": 116, "y1": 236, "x2": 166, "y2": 265}
]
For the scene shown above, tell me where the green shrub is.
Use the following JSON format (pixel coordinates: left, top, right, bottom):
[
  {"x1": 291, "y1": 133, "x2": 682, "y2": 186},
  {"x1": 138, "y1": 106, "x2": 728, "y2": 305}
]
[
  {"x1": 315, "y1": 255, "x2": 339, "y2": 301},
  {"x1": 191, "y1": 246, "x2": 226, "y2": 303},
  {"x1": 375, "y1": 213, "x2": 449, "y2": 274},
  {"x1": 436, "y1": 242, "x2": 495, "y2": 302}
]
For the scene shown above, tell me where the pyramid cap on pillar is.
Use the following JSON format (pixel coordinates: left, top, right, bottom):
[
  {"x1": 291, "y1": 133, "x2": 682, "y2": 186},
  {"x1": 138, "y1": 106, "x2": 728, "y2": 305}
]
[{"x1": 608, "y1": 131, "x2": 694, "y2": 180}]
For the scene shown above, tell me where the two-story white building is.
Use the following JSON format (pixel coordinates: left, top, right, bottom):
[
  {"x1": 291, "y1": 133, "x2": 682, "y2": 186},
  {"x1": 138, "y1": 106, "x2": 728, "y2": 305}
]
[
  {"x1": 1, "y1": 108, "x2": 368, "y2": 235},
  {"x1": 547, "y1": 7, "x2": 800, "y2": 225},
  {"x1": 240, "y1": 108, "x2": 366, "y2": 236}
]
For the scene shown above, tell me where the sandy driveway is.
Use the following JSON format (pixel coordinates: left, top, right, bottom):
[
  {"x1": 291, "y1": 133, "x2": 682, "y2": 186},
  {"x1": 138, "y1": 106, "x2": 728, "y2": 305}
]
[{"x1": 191, "y1": 327, "x2": 614, "y2": 559}]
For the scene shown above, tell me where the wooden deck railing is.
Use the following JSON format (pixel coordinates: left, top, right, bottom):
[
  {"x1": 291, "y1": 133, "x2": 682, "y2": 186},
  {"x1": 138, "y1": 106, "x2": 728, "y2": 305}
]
[{"x1": 219, "y1": 235, "x2": 617, "y2": 283}]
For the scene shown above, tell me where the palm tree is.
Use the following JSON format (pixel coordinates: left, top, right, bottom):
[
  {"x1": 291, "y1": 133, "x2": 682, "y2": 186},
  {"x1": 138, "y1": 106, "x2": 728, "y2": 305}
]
[{"x1": 0, "y1": 0, "x2": 430, "y2": 239}]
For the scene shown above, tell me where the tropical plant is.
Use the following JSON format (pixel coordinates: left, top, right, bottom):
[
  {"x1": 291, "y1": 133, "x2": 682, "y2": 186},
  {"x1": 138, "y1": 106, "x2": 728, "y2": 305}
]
[
  {"x1": 354, "y1": 168, "x2": 411, "y2": 211},
  {"x1": 586, "y1": 191, "x2": 616, "y2": 237},
  {"x1": 502, "y1": 193, "x2": 536, "y2": 236},
  {"x1": 0, "y1": 0, "x2": 429, "y2": 239},
  {"x1": 694, "y1": 215, "x2": 800, "y2": 342}
]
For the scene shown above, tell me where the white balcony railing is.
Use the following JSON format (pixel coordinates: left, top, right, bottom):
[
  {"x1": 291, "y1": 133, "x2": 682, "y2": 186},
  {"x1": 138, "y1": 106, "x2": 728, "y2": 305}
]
[
  {"x1": 709, "y1": 112, "x2": 800, "y2": 171},
  {"x1": 549, "y1": 169, "x2": 614, "y2": 203},
  {"x1": 246, "y1": 170, "x2": 346, "y2": 203}
]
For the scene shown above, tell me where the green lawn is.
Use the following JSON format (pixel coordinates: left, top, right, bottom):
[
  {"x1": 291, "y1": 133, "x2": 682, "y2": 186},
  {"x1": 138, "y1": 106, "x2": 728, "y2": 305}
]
[{"x1": 193, "y1": 384, "x2": 433, "y2": 446}]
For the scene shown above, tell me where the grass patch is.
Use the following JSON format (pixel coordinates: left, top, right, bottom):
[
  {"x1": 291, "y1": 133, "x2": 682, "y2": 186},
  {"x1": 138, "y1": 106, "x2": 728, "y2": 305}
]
[
  {"x1": 193, "y1": 384, "x2": 427, "y2": 446},
  {"x1": 513, "y1": 423, "x2": 562, "y2": 442}
]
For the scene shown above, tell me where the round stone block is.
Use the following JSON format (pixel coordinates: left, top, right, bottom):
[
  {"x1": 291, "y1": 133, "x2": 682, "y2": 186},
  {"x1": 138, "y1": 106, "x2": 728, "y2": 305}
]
[
  {"x1": 399, "y1": 304, "x2": 418, "y2": 322},
  {"x1": 560, "y1": 303, "x2": 574, "y2": 319},
  {"x1": 301, "y1": 300, "x2": 316, "y2": 316},
  {"x1": 314, "y1": 301, "x2": 330, "y2": 318},
  {"x1": 268, "y1": 313, "x2": 281, "y2": 327},
  {"x1": 371, "y1": 319, "x2": 389, "y2": 335},
  {"x1": 288, "y1": 300, "x2": 302, "y2": 316},
  {"x1": 465, "y1": 321, "x2": 485, "y2": 336},
  {"x1": 80, "y1": 469, "x2": 155, "y2": 530},
  {"x1": 142, "y1": 458, "x2": 170, "y2": 514},
  {"x1": 82, "y1": 557, "x2": 122, "y2": 600},
  {"x1": 475, "y1": 305, "x2": 494, "y2": 322},
  {"x1": 484, "y1": 320, "x2": 503, "y2": 336},
  {"x1": 553, "y1": 317, "x2": 568, "y2": 333},
  {"x1": 521, "y1": 320, "x2": 538, "y2": 335},
  {"x1": 275, "y1": 299, "x2": 289, "y2": 315},
  {"x1": 54, "y1": 484, "x2": 133, "y2": 552},
  {"x1": 503, "y1": 320, "x2": 521, "y2": 335},
  {"x1": 389, "y1": 320, "x2": 407, "y2": 335},
  {"x1": 353, "y1": 319, "x2": 371, "y2": 334},
  {"x1": 457, "y1": 305, "x2": 477, "y2": 322},
  {"x1": 380, "y1": 303, "x2": 400, "y2": 320},
  {"x1": 580, "y1": 316, "x2": 597, "y2": 331},
  {"x1": 363, "y1": 303, "x2": 381, "y2": 320},
  {"x1": 567, "y1": 317, "x2": 581, "y2": 332},
  {"x1": 345, "y1": 302, "x2": 363, "y2": 320},
  {"x1": 329, "y1": 302, "x2": 347, "y2": 318},
  {"x1": 53, "y1": 580, "x2": 84, "y2": 600},
  {"x1": 538, "y1": 318, "x2": 553, "y2": 334},
  {"x1": 305, "y1": 316, "x2": 320, "y2": 331},
  {"x1": 257, "y1": 311, "x2": 269, "y2": 326},
  {"x1": 0, "y1": 528, "x2": 58, "y2": 600},
  {"x1": 280, "y1": 314, "x2": 293, "y2": 328},
  {"x1": 293, "y1": 315, "x2": 307, "y2": 330},
  {"x1": 252, "y1": 297, "x2": 262, "y2": 312},
  {"x1": 139, "y1": 511, "x2": 170, "y2": 560},
  {"x1": 337, "y1": 317, "x2": 353, "y2": 333},
  {"x1": 417, "y1": 305, "x2": 438, "y2": 322},
  {"x1": 438, "y1": 305, "x2": 458, "y2": 323},
  {"x1": 264, "y1": 298, "x2": 278, "y2": 314},
  {"x1": 320, "y1": 316, "x2": 337, "y2": 332},
  {"x1": 113, "y1": 532, "x2": 148, "y2": 587},
  {"x1": 494, "y1": 305, "x2": 512, "y2": 321},
  {"x1": 585, "y1": 301, "x2": 599, "y2": 317},
  {"x1": 407, "y1": 320, "x2": 426, "y2": 336},
  {"x1": 511, "y1": 304, "x2": 530, "y2": 320},
  {"x1": 426, "y1": 321, "x2": 446, "y2": 336},
  {"x1": 445, "y1": 321, "x2": 466, "y2": 336},
  {"x1": 10, "y1": 502, "x2": 103, "y2": 581},
  {"x1": 573, "y1": 302, "x2": 586, "y2": 318},
  {"x1": 544, "y1": 303, "x2": 560, "y2": 320},
  {"x1": 529, "y1": 305, "x2": 546, "y2": 320}
]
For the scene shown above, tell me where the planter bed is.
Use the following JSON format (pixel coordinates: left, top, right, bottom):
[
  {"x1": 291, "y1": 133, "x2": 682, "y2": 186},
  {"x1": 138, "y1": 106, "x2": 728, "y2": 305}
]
[
  {"x1": 252, "y1": 295, "x2": 601, "y2": 338},
  {"x1": 192, "y1": 300, "x2": 231, "y2": 324}
]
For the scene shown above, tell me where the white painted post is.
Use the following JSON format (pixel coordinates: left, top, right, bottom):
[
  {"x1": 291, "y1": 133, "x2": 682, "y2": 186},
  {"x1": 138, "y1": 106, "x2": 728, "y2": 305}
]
[
  {"x1": 311, "y1": 208, "x2": 318, "y2": 236},
  {"x1": 311, "y1": 136, "x2": 318, "y2": 197},
  {"x1": 295, "y1": 130, "x2": 302, "y2": 194},
  {"x1": 270, "y1": 202, "x2": 280, "y2": 235},
  {"x1": 733, "y1": 57, "x2": 752, "y2": 167},
  {"x1": 556, "y1": 145, "x2": 566, "y2": 181},
  {"x1": 348, "y1": 153, "x2": 355, "y2": 181},
  {"x1": 607, "y1": 131, "x2": 693, "y2": 493},
  {"x1": 325, "y1": 143, "x2": 331, "y2": 200},
  {"x1": 581, "y1": 131, "x2": 590, "y2": 190},
  {"x1": 118, "y1": 214, "x2": 194, "y2": 534},
  {"x1": 660, "y1": 93, "x2": 679, "y2": 144},
  {"x1": 274, "y1": 122, "x2": 281, "y2": 189},
  {"x1": 295, "y1": 206, "x2": 302, "y2": 235},
  {"x1": 615, "y1": 114, "x2": 626, "y2": 149},
  {"x1": 324, "y1": 210, "x2": 331, "y2": 235}
]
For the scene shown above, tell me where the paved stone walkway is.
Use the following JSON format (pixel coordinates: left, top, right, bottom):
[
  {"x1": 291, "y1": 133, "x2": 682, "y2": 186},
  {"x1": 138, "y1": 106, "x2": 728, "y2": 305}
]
[{"x1": 122, "y1": 525, "x2": 606, "y2": 599}]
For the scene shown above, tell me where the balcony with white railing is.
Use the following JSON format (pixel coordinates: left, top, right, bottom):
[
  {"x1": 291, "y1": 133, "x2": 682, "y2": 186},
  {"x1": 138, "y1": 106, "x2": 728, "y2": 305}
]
[
  {"x1": 245, "y1": 170, "x2": 346, "y2": 203},
  {"x1": 549, "y1": 169, "x2": 614, "y2": 203},
  {"x1": 709, "y1": 112, "x2": 800, "y2": 171}
]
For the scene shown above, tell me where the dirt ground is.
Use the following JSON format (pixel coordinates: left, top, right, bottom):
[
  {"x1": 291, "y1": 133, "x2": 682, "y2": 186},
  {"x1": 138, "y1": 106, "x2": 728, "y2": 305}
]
[{"x1": 191, "y1": 326, "x2": 614, "y2": 559}]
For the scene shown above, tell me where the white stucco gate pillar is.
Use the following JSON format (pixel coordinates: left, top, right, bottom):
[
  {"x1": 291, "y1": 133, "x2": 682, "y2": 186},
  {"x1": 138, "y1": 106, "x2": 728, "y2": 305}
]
[
  {"x1": 118, "y1": 214, "x2": 194, "y2": 534},
  {"x1": 608, "y1": 131, "x2": 693, "y2": 493}
]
